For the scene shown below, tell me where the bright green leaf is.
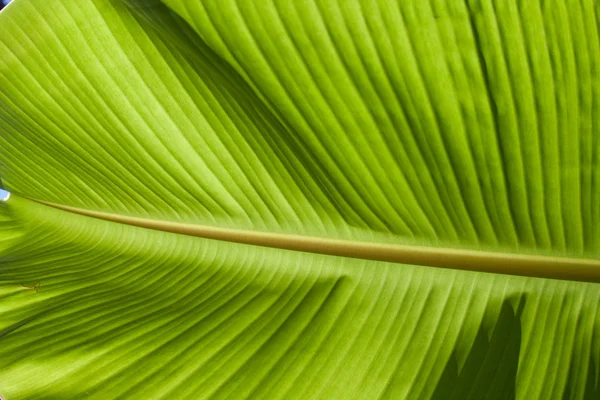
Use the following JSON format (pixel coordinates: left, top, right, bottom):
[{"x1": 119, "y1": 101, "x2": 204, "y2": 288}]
[{"x1": 0, "y1": 0, "x2": 599, "y2": 399}]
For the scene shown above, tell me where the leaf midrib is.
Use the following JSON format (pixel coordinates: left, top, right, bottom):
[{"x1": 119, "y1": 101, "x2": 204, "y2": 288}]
[{"x1": 24, "y1": 195, "x2": 600, "y2": 283}]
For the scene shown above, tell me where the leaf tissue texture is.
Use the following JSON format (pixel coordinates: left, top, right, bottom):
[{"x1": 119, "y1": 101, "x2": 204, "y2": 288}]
[{"x1": 0, "y1": 0, "x2": 598, "y2": 399}]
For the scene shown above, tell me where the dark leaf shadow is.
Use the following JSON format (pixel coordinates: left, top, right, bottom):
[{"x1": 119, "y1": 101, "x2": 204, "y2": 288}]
[{"x1": 432, "y1": 297, "x2": 525, "y2": 400}]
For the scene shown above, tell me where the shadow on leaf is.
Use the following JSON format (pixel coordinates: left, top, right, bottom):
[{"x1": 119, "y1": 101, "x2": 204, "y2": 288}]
[{"x1": 432, "y1": 297, "x2": 525, "y2": 400}]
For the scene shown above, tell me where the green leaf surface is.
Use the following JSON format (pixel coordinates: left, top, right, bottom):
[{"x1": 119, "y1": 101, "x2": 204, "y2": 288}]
[
  {"x1": 1, "y1": 196, "x2": 599, "y2": 399},
  {"x1": 0, "y1": 0, "x2": 599, "y2": 398}
]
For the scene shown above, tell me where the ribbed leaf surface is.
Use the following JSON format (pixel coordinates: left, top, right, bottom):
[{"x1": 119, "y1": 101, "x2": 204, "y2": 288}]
[
  {"x1": 0, "y1": 0, "x2": 599, "y2": 399},
  {"x1": 1, "y1": 197, "x2": 599, "y2": 399}
]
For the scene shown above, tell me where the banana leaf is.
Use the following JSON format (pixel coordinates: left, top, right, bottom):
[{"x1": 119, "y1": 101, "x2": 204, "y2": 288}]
[{"x1": 0, "y1": 0, "x2": 598, "y2": 398}]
